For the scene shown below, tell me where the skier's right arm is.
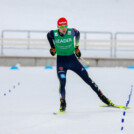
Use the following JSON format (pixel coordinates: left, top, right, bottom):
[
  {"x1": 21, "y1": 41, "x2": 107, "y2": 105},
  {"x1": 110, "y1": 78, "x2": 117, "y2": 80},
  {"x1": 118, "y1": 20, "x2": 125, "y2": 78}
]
[{"x1": 47, "y1": 30, "x2": 56, "y2": 56}]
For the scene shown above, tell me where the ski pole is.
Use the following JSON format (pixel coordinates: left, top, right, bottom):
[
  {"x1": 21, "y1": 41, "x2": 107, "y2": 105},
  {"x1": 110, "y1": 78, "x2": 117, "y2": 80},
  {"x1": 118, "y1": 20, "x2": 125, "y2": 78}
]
[{"x1": 80, "y1": 57, "x2": 90, "y2": 66}]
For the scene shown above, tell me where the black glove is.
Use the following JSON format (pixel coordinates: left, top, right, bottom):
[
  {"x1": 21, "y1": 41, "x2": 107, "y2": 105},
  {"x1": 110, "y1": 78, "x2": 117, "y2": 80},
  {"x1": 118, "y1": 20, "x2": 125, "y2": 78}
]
[
  {"x1": 75, "y1": 47, "x2": 81, "y2": 58},
  {"x1": 50, "y1": 48, "x2": 56, "y2": 56}
]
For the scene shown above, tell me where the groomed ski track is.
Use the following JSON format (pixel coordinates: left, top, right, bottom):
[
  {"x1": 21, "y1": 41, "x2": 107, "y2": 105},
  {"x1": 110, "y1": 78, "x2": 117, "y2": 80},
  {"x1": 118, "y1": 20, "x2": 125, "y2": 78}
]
[{"x1": 0, "y1": 67, "x2": 134, "y2": 134}]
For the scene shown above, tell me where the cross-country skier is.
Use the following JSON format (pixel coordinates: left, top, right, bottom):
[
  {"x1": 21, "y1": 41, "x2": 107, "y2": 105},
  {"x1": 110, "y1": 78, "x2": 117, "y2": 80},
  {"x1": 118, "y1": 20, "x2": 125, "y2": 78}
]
[{"x1": 47, "y1": 17, "x2": 114, "y2": 112}]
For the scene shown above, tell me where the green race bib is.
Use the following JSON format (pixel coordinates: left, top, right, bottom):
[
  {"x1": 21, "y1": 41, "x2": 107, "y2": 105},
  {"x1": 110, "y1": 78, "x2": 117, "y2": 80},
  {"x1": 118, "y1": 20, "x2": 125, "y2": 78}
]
[{"x1": 54, "y1": 28, "x2": 75, "y2": 56}]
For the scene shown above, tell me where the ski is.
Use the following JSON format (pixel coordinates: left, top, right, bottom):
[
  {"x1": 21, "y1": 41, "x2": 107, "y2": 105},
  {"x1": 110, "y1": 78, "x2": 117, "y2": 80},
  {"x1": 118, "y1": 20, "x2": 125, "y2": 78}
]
[
  {"x1": 53, "y1": 111, "x2": 68, "y2": 115},
  {"x1": 100, "y1": 104, "x2": 130, "y2": 109}
]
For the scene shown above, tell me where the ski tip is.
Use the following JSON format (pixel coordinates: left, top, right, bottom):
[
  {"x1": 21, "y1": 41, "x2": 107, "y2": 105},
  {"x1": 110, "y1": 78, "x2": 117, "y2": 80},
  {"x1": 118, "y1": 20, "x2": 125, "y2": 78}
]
[
  {"x1": 100, "y1": 104, "x2": 130, "y2": 109},
  {"x1": 100, "y1": 105, "x2": 108, "y2": 107},
  {"x1": 53, "y1": 111, "x2": 68, "y2": 115}
]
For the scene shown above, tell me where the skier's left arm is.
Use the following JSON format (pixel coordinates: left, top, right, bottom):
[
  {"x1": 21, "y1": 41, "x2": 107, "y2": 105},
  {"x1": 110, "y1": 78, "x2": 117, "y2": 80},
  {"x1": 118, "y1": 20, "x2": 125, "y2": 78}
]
[{"x1": 72, "y1": 28, "x2": 81, "y2": 58}]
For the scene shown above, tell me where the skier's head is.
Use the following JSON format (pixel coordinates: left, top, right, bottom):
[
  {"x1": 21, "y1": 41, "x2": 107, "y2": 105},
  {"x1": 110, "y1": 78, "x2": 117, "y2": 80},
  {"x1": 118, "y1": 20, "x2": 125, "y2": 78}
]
[{"x1": 57, "y1": 17, "x2": 68, "y2": 34}]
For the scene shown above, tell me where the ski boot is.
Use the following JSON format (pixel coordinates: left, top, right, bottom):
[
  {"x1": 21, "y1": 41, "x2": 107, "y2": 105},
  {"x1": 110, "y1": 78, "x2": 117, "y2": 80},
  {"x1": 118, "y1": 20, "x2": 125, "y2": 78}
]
[
  {"x1": 60, "y1": 99, "x2": 66, "y2": 112},
  {"x1": 98, "y1": 90, "x2": 114, "y2": 106}
]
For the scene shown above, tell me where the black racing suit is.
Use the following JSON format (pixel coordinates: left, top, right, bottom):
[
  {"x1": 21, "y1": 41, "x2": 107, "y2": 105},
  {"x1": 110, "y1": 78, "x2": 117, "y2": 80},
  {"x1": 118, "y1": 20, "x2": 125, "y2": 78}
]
[{"x1": 47, "y1": 29, "x2": 101, "y2": 99}]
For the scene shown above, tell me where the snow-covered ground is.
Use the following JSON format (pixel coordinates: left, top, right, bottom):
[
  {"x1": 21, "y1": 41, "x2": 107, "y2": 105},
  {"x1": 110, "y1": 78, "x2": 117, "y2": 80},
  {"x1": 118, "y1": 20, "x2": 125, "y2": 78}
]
[{"x1": 0, "y1": 66, "x2": 134, "y2": 134}]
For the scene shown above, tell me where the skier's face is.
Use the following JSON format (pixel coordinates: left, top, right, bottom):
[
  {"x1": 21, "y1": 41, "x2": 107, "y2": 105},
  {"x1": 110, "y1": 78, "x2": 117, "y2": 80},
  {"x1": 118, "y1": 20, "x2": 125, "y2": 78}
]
[{"x1": 58, "y1": 25, "x2": 67, "y2": 34}]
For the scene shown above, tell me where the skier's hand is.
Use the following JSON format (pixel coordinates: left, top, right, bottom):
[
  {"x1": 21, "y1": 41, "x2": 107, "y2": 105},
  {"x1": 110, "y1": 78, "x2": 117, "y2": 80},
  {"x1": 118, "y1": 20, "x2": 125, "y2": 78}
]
[
  {"x1": 50, "y1": 48, "x2": 56, "y2": 56},
  {"x1": 75, "y1": 47, "x2": 81, "y2": 58}
]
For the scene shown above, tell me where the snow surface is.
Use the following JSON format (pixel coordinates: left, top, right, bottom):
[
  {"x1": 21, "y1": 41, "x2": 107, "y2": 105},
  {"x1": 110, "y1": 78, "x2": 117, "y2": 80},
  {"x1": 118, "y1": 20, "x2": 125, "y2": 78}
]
[{"x1": 0, "y1": 66, "x2": 134, "y2": 134}]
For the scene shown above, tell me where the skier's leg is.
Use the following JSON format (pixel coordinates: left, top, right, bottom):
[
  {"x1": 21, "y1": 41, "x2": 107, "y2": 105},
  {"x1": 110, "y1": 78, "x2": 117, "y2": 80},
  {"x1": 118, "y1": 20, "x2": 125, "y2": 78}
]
[
  {"x1": 57, "y1": 66, "x2": 67, "y2": 111},
  {"x1": 71, "y1": 58, "x2": 113, "y2": 105},
  {"x1": 71, "y1": 60, "x2": 99, "y2": 94},
  {"x1": 57, "y1": 66, "x2": 67, "y2": 99}
]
